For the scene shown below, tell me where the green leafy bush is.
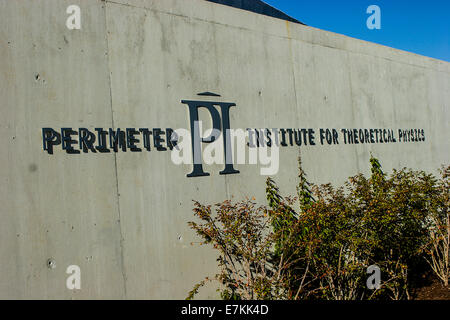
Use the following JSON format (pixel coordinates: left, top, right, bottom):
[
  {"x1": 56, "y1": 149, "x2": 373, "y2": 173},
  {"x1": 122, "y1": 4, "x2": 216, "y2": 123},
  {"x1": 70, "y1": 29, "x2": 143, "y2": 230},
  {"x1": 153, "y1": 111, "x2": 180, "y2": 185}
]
[{"x1": 188, "y1": 157, "x2": 449, "y2": 300}]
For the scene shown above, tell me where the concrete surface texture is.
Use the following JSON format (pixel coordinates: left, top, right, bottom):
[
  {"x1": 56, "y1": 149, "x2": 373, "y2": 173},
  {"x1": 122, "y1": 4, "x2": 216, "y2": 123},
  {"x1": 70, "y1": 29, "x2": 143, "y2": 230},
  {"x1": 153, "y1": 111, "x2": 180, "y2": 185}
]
[{"x1": 0, "y1": 0, "x2": 448, "y2": 299}]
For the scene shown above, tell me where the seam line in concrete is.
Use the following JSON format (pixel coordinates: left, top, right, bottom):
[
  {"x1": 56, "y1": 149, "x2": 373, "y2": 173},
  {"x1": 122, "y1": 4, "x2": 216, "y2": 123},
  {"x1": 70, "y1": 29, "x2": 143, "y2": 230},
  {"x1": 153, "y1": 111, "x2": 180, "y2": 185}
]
[{"x1": 103, "y1": 1, "x2": 128, "y2": 298}]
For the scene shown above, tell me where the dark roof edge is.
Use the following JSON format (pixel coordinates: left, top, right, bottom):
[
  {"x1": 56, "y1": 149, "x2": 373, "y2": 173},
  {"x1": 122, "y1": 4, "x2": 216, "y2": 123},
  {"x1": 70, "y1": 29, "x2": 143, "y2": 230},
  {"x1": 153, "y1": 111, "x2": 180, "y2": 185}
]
[{"x1": 205, "y1": 0, "x2": 305, "y2": 25}]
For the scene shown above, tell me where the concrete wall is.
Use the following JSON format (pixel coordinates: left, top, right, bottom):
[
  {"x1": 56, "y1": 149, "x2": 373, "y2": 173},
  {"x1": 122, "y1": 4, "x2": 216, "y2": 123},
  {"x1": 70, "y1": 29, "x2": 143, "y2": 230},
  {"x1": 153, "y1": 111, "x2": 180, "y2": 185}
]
[{"x1": 0, "y1": 0, "x2": 448, "y2": 299}]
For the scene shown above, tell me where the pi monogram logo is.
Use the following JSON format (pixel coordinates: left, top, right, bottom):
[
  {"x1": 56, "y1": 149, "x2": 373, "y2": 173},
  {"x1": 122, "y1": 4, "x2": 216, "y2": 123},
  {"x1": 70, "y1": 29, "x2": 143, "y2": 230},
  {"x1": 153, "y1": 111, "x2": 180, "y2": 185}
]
[{"x1": 181, "y1": 93, "x2": 240, "y2": 178}]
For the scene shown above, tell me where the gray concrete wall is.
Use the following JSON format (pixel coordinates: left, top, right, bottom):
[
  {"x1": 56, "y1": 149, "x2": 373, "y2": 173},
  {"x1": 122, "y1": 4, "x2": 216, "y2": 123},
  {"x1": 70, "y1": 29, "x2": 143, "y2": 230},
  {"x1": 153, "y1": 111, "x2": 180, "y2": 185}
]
[{"x1": 0, "y1": 0, "x2": 448, "y2": 299}]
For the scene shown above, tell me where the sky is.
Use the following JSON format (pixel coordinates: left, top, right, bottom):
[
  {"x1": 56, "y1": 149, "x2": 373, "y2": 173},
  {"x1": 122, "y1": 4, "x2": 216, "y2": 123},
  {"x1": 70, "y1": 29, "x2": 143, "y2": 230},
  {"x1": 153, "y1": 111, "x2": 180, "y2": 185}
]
[{"x1": 263, "y1": 0, "x2": 450, "y2": 62}]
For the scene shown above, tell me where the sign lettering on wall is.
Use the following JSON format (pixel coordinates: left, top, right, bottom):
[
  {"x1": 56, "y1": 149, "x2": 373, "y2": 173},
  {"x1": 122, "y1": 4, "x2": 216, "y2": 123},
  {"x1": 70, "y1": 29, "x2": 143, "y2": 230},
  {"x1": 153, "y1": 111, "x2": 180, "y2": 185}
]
[{"x1": 41, "y1": 94, "x2": 427, "y2": 177}]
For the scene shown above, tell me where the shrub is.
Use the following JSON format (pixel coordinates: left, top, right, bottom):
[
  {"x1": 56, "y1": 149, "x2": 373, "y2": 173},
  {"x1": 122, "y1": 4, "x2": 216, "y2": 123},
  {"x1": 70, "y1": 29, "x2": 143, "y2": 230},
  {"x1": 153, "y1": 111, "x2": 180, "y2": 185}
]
[
  {"x1": 188, "y1": 157, "x2": 449, "y2": 300},
  {"x1": 421, "y1": 166, "x2": 449, "y2": 287},
  {"x1": 186, "y1": 200, "x2": 300, "y2": 300}
]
